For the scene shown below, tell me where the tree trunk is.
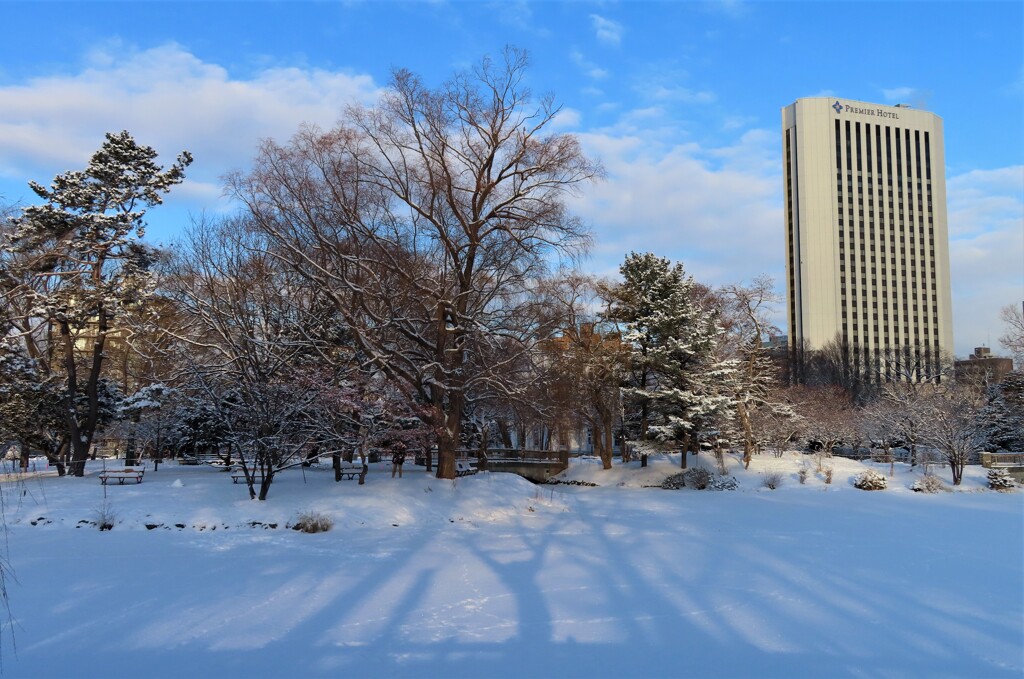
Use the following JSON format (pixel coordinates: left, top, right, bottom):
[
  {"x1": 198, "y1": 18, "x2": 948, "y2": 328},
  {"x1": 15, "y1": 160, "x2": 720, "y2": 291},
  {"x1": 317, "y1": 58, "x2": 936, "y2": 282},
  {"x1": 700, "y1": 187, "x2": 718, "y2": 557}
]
[
  {"x1": 47, "y1": 439, "x2": 69, "y2": 477},
  {"x1": 61, "y1": 321, "x2": 87, "y2": 477},
  {"x1": 257, "y1": 470, "x2": 274, "y2": 501},
  {"x1": 738, "y1": 402, "x2": 754, "y2": 470},
  {"x1": 436, "y1": 430, "x2": 458, "y2": 480},
  {"x1": 125, "y1": 413, "x2": 141, "y2": 467},
  {"x1": 594, "y1": 421, "x2": 612, "y2": 470},
  {"x1": 950, "y1": 453, "x2": 964, "y2": 486},
  {"x1": 479, "y1": 427, "x2": 489, "y2": 458},
  {"x1": 604, "y1": 418, "x2": 614, "y2": 466},
  {"x1": 333, "y1": 452, "x2": 342, "y2": 482},
  {"x1": 497, "y1": 420, "x2": 513, "y2": 449},
  {"x1": 435, "y1": 395, "x2": 462, "y2": 480},
  {"x1": 680, "y1": 434, "x2": 690, "y2": 469}
]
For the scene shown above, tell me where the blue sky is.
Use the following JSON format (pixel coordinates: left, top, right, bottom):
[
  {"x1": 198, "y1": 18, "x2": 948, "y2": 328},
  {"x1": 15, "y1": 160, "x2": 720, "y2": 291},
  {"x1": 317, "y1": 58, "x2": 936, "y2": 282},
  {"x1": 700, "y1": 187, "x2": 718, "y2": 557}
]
[{"x1": 1, "y1": 1, "x2": 1021, "y2": 357}]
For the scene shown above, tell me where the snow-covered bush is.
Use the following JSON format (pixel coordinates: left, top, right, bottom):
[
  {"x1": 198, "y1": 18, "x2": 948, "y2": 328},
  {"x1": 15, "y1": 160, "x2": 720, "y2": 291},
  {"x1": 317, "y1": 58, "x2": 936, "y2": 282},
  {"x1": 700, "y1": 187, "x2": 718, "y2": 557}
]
[
  {"x1": 93, "y1": 502, "x2": 117, "y2": 531},
  {"x1": 987, "y1": 469, "x2": 1017, "y2": 492},
  {"x1": 291, "y1": 511, "x2": 334, "y2": 533},
  {"x1": 709, "y1": 476, "x2": 739, "y2": 491},
  {"x1": 661, "y1": 473, "x2": 687, "y2": 490},
  {"x1": 684, "y1": 467, "x2": 712, "y2": 490},
  {"x1": 854, "y1": 469, "x2": 887, "y2": 491},
  {"x1": 912, "y1": 474, "x2": 949, "y2": 493},
  {"x1": 761, "y1": 471, "x2": 783, "y2": 490}
]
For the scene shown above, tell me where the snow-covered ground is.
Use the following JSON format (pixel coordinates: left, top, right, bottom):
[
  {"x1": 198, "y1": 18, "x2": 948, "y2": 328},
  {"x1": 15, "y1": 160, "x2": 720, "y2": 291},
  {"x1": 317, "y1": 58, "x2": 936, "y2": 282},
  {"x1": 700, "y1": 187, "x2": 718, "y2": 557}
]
[{"x1": 0, "y1": 453, "x2": 1020, "y2": 678}]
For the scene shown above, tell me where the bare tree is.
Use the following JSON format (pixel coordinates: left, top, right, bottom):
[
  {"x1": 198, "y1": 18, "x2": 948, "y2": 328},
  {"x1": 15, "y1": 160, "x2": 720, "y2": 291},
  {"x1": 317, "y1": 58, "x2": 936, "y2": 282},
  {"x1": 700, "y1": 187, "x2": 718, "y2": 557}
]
[
  {"x1": 164, "y1": 217, "x2": 330, "y2": 499},
  {"x1": 717, "y1": 275, "x2": 789, "y2": 468},
  {"x1": 919, "y1": 384, "x2": 987, "y2": 486},
  {"x1": 231, "y1": 48, "x2": 601, "y2": 478},
  {"x1": 875, "y1": 347, "x2": 950, "y2": 468},
  {"x1": 752, "y1": 389, "x2": 805, "y2": 459},
  {"x1": 860, "y1": 397, "x2": 903, "y2": 476},
  {"x1": 1000, "y1": 303, "x2": 1024, "y2": 367},
  {"x1": 793, "y1": 385, "x2": 856, "y2": 469}
]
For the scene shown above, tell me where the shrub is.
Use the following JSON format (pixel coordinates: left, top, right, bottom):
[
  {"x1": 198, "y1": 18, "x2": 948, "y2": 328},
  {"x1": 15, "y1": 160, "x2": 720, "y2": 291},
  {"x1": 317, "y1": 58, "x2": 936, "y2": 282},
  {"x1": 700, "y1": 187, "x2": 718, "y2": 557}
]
[
  {"x1": 761, "y1": 471, "x2": 783, "y2": 490},
  {"x1": 912, "y1": 474, "x2": 949, "y2": 493},
  {"x1": 854, "y1": 469, "x2": 887, "y2": 491},
  {"x1": 661, "y1": 473, "x2": 687, "y2": 490},
  {"x1": 823, "y1": 467, "x2": 834, "y2": 484},
  {"x1": 292, "y1": 511, "x2": 334, "y2": 533},
  {"x1": 987, "y1": 469, "x2": 1016, "y2": 492},
  {"x1": 93, "y1": 502, "x2": 117, "y2": 531},
  {"x1": 797, "y1": 466, "x2": 809, "y2": 484},
  {"x1": 709, "y1": 476, "x2": 739, "y2": 491},
  {"x1": 684, "y1": 467, "x2": 712, "y2": 490}
]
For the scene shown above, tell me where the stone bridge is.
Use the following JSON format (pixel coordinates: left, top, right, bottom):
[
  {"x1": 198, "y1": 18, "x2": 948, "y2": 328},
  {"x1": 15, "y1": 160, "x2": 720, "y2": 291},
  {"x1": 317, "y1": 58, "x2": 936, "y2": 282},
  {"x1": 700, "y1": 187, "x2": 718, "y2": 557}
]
[{"x1": 475, "y1": 449, "x2": 570, "y2": 483}]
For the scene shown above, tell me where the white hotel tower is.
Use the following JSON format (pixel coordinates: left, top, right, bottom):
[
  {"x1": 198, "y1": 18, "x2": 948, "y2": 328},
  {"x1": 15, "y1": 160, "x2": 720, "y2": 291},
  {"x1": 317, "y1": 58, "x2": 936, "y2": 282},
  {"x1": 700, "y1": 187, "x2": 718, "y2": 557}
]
[{"x1": 782, "y1": 97, "x2": 954, "y2": 382}]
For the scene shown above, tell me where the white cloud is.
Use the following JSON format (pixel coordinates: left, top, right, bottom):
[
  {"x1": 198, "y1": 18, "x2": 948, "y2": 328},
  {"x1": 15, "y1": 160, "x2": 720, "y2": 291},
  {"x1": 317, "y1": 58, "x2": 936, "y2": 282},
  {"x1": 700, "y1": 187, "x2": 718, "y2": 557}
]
[
  {"x1": 879, "y1": 86, "x2": 932, "y2": 109},
  {"x1": 570, "y1": 50, "x2": 608, "y2": 80},
  {"x1": 881, "y1": 86, "x2": 915, "y2": 102},
  {"x1": 649, "y1": 85, "x2": 716, "y2": 104},
  {"x1": 721, "y1": 115, "x2": 757, "y2": 131},
  {"x1": 490, "y1": 0, "x2": 552, "y2": 36},
  {"x1": 628, "y1": 64, "x2": 715, "y2": 108},
  {"x1": 550, "y1": 108, "x2": 582, "y2": 131},
  {"x1": 589, "y1": 14, "x2": 623, "y2": 46},
  {"x1": 571, "y1": 124, "x2": 784, "y2": 296},
  {"x1": 947, "y1": 165, "x2": 1024, "y2": 357},
  {"x1": 0, "y1": 42, "x2": 382, "y2": 211}
]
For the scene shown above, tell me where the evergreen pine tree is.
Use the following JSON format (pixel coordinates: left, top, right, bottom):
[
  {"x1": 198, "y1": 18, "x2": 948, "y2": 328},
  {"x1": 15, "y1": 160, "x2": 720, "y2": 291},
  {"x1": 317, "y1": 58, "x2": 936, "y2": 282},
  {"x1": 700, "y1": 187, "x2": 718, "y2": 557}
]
[
  {"x1": 605, "y1": 252, "x2": 733, "y2": 467},
  {"x1": 1, "y1": 131, "x2": 190, "y2": 475},
  {"x1": 981, "y1": 371, "x2": 1024, "y2": 452}
]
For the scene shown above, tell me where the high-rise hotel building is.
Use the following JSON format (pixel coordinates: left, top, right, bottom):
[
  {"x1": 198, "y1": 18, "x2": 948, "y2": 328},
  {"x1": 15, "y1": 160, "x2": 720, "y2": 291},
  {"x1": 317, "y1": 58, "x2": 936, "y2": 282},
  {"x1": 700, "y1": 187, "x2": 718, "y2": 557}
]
[{"x1": 782, "y1": 97, "x2": 954, "y2": 382}]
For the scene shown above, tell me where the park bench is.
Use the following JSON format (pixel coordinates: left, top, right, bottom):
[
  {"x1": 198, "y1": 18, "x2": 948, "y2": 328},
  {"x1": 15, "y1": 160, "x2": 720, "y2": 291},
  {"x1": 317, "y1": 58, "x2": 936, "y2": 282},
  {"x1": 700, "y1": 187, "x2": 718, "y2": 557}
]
[
  {"x1": 99, "y1": 467, "x2": 145, "y2": 485},
  {"x1": 231, "y1": 472, "x2": 266, "y2": 484},
  {"x1": 455, "y1": 460, "x2": 478, "y2": 477},
  {"x1": 336, "y1": 464, "x2": 362, "y2": 481}
]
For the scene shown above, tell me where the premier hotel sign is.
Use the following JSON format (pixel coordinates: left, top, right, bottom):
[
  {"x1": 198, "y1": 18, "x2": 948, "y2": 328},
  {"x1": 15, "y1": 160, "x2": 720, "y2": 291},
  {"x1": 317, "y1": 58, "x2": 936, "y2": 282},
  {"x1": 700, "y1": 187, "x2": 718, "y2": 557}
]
[{"x1": 832, "y1": 100, "x2": 900, "y2": 119}]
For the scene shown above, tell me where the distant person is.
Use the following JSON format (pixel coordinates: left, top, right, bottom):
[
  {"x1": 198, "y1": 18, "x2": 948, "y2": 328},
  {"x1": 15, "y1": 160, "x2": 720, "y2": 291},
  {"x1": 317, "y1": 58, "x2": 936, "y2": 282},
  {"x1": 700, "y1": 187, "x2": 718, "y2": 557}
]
[{"x1": 391, "y1": 441, "x2": 407, "y2": 478}]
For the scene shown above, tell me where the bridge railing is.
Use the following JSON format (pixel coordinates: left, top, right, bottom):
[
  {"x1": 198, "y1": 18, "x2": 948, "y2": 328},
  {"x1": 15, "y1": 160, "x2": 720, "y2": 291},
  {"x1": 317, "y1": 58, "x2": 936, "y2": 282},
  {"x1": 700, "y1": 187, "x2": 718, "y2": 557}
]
[
  {"x1": 455, "y1": 448, "x2": 569, "y2": 464},
  {"x1": 981, "y1": 452, "x2": 1024, "y2": 468},
  {"x1": 416, "y1": 448, "x2": 571, "y2": 468}
]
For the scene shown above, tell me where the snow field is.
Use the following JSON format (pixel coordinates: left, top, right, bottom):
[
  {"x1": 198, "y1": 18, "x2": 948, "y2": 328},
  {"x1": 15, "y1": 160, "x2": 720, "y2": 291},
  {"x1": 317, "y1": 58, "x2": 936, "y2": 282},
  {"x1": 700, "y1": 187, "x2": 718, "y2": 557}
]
[{"x1": 0, "y1": 453, "x2": 1020, "y2": 678}]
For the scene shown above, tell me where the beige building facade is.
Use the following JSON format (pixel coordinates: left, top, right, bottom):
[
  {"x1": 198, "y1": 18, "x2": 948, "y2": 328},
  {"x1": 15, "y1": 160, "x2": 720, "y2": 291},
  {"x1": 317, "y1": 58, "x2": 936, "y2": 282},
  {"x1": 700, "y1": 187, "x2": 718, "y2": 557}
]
[{"x1": 782, "y1": 97, "x2": 954, "y2": 382}]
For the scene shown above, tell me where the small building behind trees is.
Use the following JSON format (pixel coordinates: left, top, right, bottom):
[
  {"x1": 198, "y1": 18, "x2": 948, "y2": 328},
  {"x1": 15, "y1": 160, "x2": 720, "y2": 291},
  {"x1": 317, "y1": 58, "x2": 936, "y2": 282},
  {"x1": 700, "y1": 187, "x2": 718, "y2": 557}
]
[{"x1": 955, "y1": 347, "x2": 1014, "y2": 386}]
